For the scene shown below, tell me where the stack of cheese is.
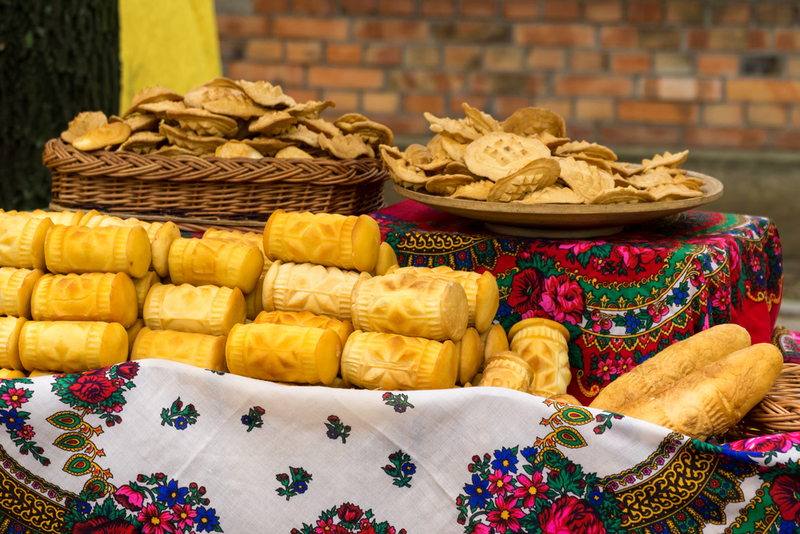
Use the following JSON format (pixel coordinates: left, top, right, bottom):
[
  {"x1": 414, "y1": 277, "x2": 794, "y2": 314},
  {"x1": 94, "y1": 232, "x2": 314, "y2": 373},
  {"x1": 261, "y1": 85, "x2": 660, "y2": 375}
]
[
  {"x1": 0, "y1": 209, "x2": 180, "y2": 376},
  {"x1": 228, "y1": 209, "x2": 501, "y2": 390}
]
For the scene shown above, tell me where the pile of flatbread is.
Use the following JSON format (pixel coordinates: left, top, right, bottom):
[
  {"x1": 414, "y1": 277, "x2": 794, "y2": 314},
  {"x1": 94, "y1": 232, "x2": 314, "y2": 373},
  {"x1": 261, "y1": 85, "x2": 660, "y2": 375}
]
[
  {"x1": 60, "y1": 78, "x2": 393, "y2": 160},
  {"x1": 380, "y1": 104, "x2": 704, "y2": 204}
]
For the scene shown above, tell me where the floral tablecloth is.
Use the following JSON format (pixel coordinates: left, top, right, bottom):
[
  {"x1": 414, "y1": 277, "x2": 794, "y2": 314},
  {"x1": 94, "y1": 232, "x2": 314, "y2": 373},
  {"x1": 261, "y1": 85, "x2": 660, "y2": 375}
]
[{"x1": 377, "y1": 200, "x2": 784, "y2": 406}]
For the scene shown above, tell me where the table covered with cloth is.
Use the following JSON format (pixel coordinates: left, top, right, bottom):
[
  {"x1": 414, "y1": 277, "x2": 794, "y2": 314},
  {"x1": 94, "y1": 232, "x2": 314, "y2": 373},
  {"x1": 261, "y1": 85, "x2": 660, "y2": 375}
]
[{"x1": 377, "y1": 200, "x2": 784, "y2": 406}]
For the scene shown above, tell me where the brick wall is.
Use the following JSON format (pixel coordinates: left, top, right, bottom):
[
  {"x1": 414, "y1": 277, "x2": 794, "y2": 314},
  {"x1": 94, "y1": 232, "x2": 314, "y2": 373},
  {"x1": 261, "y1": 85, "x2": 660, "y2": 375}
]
[{"x1": 216, "y1": 0, "x2": 800, "y2": 150}]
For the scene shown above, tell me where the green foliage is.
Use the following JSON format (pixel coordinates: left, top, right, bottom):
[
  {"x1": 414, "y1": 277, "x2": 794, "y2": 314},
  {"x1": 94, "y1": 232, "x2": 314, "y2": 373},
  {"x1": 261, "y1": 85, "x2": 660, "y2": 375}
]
[{"x1": 0, "y1": 0, "x2": 119, "y2": 209}]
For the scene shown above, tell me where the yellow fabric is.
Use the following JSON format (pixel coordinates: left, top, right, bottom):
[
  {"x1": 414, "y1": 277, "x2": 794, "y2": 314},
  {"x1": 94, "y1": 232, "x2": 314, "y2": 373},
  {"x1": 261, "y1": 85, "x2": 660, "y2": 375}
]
[{"x1": 118, "y1": 0, "x2": 222, "y2": 115}]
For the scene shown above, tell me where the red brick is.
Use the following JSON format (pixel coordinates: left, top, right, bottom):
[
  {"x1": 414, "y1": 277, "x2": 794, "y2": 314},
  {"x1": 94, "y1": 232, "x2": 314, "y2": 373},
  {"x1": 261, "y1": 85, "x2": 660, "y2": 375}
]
[
  {"x1": 484, "y1": 47, "x2": 524, "y2": 72},
  {"x1": 585, "y1": 1, "x2": 622, "y2": 22},
  {"x1": 599, "y1": 125, "x2": 682, "y2": 146},
  {"x1": 471, "y1": 73, "x2": 545, "y2": 95},
  {"x1": 322, "y1": 91, "x2": 359, "y2": 112},
  {"x1": 527, "y1": 49, "x2": 565, "y2": 70},
  {"x1": 617, "y1": 101, "x2": 698, "y2": 124},
  {"x1": 503, "y1": 1, "x2": 538, "y2": 19},
  {"x1": 495, "y1": 97, "x2": 535, "y2": 119},
  {"x1": 555, "y1": 75, "x2": 633, "y2": 97},
  {"x1": 567, "y1": 124, "x2": 596, "y2": 142},
  {"x1": 666, "y1": 1, "x2": 703, "y2": 24},
  {"x1": 444, "y1": 46, "x2": 482, "y2": 69},
  {"x1": 543, "y1": 0, "x2": 581, "y2": 20},
  {"x1": 363, "y1": 92, "x2": 399, "y2": 114},
  {"x1": 516, "y1": 24, "x2": 595, "y2": 47},
  {"x1": 642, "y1": 78, "x2": 721, "y2": 101},
  {"x1": 246, "y1": 40, "x2": 283, "y2": 61},
  {"x1": 756, "y1": 3, "x2": 795, "y2": 25},
  {"x1": 326, "y1": 44, "x2": 362, "y2": 65},
  {"x1": 285, "y1": 89, "x2": 321, "y2": 104},
  {"x1": 728, "y1": 79, "x2": 800, "y2": 103},
  {"x1": 217, "y1": 15, "x2": 270, "y2": 37},
  {"x1": 365, "y1": 45, "x2": 402, "y2": 66},
  {"x1": 531, "y1": 99, "x2": 572, "y2": 120},
  {"x1": 654, "y1": 53, "x2": 692, "y2": 74},
  {"x1": 293, "y1": 0, "x2": 335, "y2": 15},
  {"x1": 286, "y1": 42, "x2": 322, "y2": 64},
  {"x1": 433, "y1": 23, "x2": 511, "y2": 43},
  {"x1": 376, "y1": 116, "x2": 432, "y2": 137},
  {"x1": 341, "y1": 0, "x2": 376, "y2": 15},
  {"x1": 787, "y1": 58, "x2": 800, "y2": 78},
  {"x1": 404, "y1": 94, "x2": 445, "y2": 116},
  {"x1": 308, "y1": 67, "x2": 384, "y2": 89},
  {"x1": 712, "y1": 3, "x2": 750, "y2": 24},
  {"x1": 274, "y1": 18, "x2": 348, "y2": 40},
  {"x1": 611, "y1": 53, "x2": 651, "y2": 73},
  {"x1": 773, "y1": 131, "x2": 800, "y2": 150},
  {"x1": 688, "y1": 29, "x2": 769, "y2": 51},
  {"x1": 747, "y1": 105, "x2": 788, "y2": 127},
  {"x1": 405, "y1": 46, "x2": 441, "y2": 68},
  {"x1": 570, "y1": 51, "x2": 608, "y2": 71},
  {"x1": 388, "y1": 71, "x2": 466, "y2": 92},
  {"x1": 776, "y1": 31, "x2": 800, "y2": 51},
  {"x1": 227, "y1": 62, "x2": 304, "y2": 85},
  {"x1": 354, "y1": 21, "x2": 429, "y2": 41},
  {"x1": 628, "y1": 1, "x2": 663, "y2": 24},
  {"x1": 253, "y1": 0, "x2": 287, "y2": 13},
  {"x1": 378, "y1": 0, "x2": 416, "y2": 16},
  {"x1": 601, "y1": 27, "x2": 637, "y2": 48},
  {"x1": 685, "y1": 128, "x2": 767, "y2": 148},
  {"x1": 791, "y1": 108, "x2": 800, "y2": 128},
  {"x1": 422, "y1": 0, "x2": 456, "y2": 17},
  {"x1": 703, "y1": 104, "x2": 743, "y2": 127},
  {"x1": 576, "y1": 99, "x2": 614, "y2": 121},
  {"x1": 640, "y1": 30, "x2": 681, "y2": 50},
  {"x1": 462, "y1": 0, "x2": 496, "y2": 18},
  {"x1": 697, "y1": 54, "x2": 739, "y2": 75},
  {"x1": 450, "y1": 96, "x2": 489, "y2": 116}
]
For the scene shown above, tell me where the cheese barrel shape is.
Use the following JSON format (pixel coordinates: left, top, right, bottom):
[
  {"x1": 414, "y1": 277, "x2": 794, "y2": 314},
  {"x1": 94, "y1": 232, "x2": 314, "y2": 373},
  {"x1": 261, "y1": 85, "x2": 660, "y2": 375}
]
[
  {"x1": 508, "y1": 318, "x2": 571, "y2": 398},
  {"x1": 244, "y1": 271, "x2": 267, "y2": 321},
  {"x1": 0, "y1": 316, "x2": 27, "y2": 370},
  {"x1": 44, "y1": 225, "x2": 151, "y2": 278},
  {"x1": 262, "y1": 261, "x2": 368, "y2": 321},
  {"x1": 477, "y1": 351, "x2": 533, "y2": 392},
  {"x1": 132, "y1": 271, "x2": 160, "y2": 317},
  {"x1": 144, "y1": 221, "x2": 181, "y2": 278},
  {"x1": 456, "y1": 327, "x2": 483, "y2": 386},
  {"x1": 350, "y1": 273, "x2": 468, "y2": 342},
  {"x1": 263, "y1": 210, "x2": 380, "y2": 273},
  {"x1": 0, "y1": 267, "x2": 45, "y2": 319},
  {"x1": 131, "y1": 327, "x2": 227, "y2": 372},
  {"x1": 254, "y1": 310, "x2": 354, "y2": 347},
  {"x1": 373, "y1": 241, "x2": 399, "y2": 276},
  {"x1": 29, "y1": 209, "x2": 85, "y2": 226},
  {"x1": 31, "y1": 272, "x2": 138, "y2": 328},
  {"x1": 203, "y1": 227, "x2": 264, "y2": 253},
  {"x1": 387, "y1": 266, "x2": 499, "y2": 333},
  {"x1": 168, "y1": 237, "x2": 263, "y2": 294},
  {"x1": 143, "y1": 283, "x2": 246, "y2": 336},
  {"x1": 19, "y1": 321, "x2": 128, "y2": 373},
  {"x1": 226, "y1": 322, "x2": 342, "y2": 385},
  {"x1": 0, "y1": 368, "x2": 26, "y2": 379},
  {"x1": 341, "y1": 330, "x2": 457, "y2": 390},
  {"x1": 480, "y1": 323, "x2": 510, "y2": 360},
  {"x1": 0, "y1": 213, "x2": 53, "y2": 270},
  {"x1": 125, "y1": 318, "x2": 146, "y2": 354}
]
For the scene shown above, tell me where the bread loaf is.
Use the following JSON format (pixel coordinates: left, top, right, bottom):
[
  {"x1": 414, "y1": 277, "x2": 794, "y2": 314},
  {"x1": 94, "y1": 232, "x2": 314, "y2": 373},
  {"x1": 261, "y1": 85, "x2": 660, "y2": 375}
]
[
  {"x1": 618, "y1": 343, "x2": 783, "y2": 440},
  {"x1": 19, "y1": 321, "x2": 128, "y2": 373},
  {"x1": 387, "y1": 266, "x2": 499, "y2": 333},
  {"x1": 168, "y1": 237, "x2": 264, "y2": 294},
  {"x1": 350, "y1": 272, "x2": 469, "y2": 342},
  {"x1": 44, "y1": 224, "x2": 151, "y2": 278},
  {"x1": 508, "y1": 318, "x2": 571, "y2": 397},
  {"x1": 590, "y1": 323, "x2": 752, "y2": 413},
  {"x1": 254, "y1": 310, "x2": 354, "y2": 347},
  {"x1": 31, "y1": 272, "x2": 139, "y2": 328},
  {"x1": 262, "y1": 260, "x2": 367, "y2": 321},
  {"x1": 0, "y1": 267, "x2": 44, "y2": 319},
  {"x1": 143, "y1": 283, "x2": 246, "y2": 336},
  {"x1": 226, "y1": 322, "x2": 342, "y2": 385},
  {"x1": 131, "y1": 327, "x2": 227, "y2": 372},
  {"x1": 0, "y1": 316, "x2": 27, "y2": 370},
  {"x1": 0, "y1": 213, "x2": 53, "y2": 270},
  {"x1": 263, "y1": 210, "x2": 381, "y2": 273},
  {"x1": 341, "y1": 330, "x2": 457, "y2": 390}
]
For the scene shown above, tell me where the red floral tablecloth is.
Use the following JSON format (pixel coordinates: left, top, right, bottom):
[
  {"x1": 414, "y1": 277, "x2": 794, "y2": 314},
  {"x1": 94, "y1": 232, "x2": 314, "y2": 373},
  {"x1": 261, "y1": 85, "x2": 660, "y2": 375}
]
[{"x1": 377, "y1": 200, "x2": 783, "y2": 405}]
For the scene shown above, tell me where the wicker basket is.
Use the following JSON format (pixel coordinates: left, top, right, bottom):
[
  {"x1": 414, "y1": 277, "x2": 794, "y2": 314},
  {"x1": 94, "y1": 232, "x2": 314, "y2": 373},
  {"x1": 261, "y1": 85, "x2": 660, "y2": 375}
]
[
  {"x1": 727, "y1": 363, "x2": 800, "y2": 440},
  {"x1": 43, "y1": 138, "x2": 388, "y2": 232}
]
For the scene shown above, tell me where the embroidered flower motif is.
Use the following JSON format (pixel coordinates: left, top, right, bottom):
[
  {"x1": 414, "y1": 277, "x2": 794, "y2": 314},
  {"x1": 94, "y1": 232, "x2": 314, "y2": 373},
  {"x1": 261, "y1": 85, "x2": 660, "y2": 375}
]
[
  {"x1": 381, "y1": 392, "x2": 414, "y2": 413},
  {"x1": 507, "y1": 268, "x2": 545, "y2": 312},
  {"x1": 292, "y1": 503, "x2": 406, "y2": 534},
  {"x1": 156, "y1": 479, "x2": 189, "y2": 508},
  {"x1": 138, "y1": 502, "x2": 175, "y2": 534},
  {"x1": 67, "y1": 373, "x2": 118, "y2": 404},
  {"x1": 194, "y1": 507, "x2": 220, "y2": 532},
  {"x1": 382, "y1": 450, "x2": 415, "y2": 488},
  {"x1": 241, "y1": 406, "x2": 265, "y2": 432},
  {"x1": 71, "y1": 517, "x2": 138, "y2": 534},
  {"x1": 539, "y1": 495, "x2": 605, "y2": 534},
  {"x1": 487, "y1": 495, "x2": 524, "y2": 534},
  {"x1": 540, "y1": 274, "x2": 585, "y2": 325},
  {"x1": 491, "y1": 447, "x2": 518, "y2": 475},
  {"x1": 276, "y1": 467, "x2": 313, "y2": 501},
  {"x1": 114, "y1": 484, "x2": 145, "y2": 511},
  {"x1": 160, "y1": 398, "x2": 199, "y2": 430},
  {"x1": 488, "y1": 470, "x2": 513, "y2": 496},
  {"x1": 324, "y1": 415, "x2": 351, "y2": 443},
  {"x1": 513, "y1": 472, "x2": 548, "y2": 509},
  {"x1": 769, "y1": 474, "x2": 800, "y2": 522},
  {"x1": 1, "y1": 387, "x2": 29, "y2": 409},
  {"x1": 464, "y1": 473, "x2": 491, "y2": 509}
]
